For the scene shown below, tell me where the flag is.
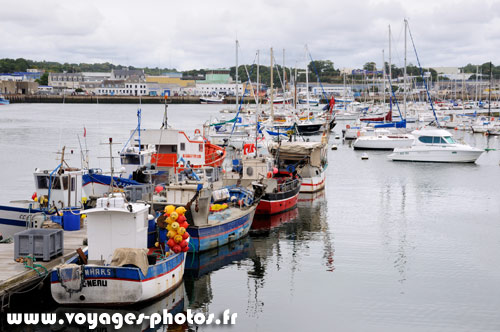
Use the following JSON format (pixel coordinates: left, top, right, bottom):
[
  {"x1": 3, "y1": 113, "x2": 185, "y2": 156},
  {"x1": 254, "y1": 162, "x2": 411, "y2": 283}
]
[
  {"x1": 329, "y1": 97, "x2": 336, "y2": 113},
  {"x1": 83, "y1": 127, "x2": 86, "y2": 138}
]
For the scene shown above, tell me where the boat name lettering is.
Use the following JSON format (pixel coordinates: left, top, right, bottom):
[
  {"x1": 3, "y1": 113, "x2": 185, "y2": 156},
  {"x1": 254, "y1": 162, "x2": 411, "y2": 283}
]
[
  {"x1": 85, "y1": 268, "x2": 112, "y2": 277},
  {"x1": 182, "y1": 154, "x2": 202, "y2": 158},
  {"x1": 83, "y1": 279, "x2": 108, "y2": 287}
]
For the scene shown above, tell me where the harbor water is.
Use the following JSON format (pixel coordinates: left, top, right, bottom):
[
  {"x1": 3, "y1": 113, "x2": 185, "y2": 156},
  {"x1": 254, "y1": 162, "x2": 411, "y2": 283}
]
[{"x1": 1, "y1": 103, "x2": 500, "y2": 331}]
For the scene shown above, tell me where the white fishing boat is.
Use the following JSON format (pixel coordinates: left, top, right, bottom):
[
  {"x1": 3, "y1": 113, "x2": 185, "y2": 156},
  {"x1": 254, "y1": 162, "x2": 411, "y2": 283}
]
[
  {"x1": 0, "y1": 148, "x2": 84, "y2": 238},
  {"x1": 388, "y1": 129, "x2": 484, "y2": 163},
  {"x1": 51, "y1": 193, "x2": 188, "y2": 306},
  {"x1": 353, "y1": 129, "x2": 414, "y2": 150},
  {"x1": 200, "y1": 94, "x2": 224, "y2": 104},
  {"x1": 268, "y1": 140, "x2": 328, "y2": 193}
]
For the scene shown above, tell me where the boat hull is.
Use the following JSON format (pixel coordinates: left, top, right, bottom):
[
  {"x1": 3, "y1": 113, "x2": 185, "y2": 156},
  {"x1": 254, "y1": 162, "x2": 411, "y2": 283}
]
[
  {"x1": 353, "y1": 137, "x2": 414, "y2": 150},
  {"x1": 0, "y1": 205, "x2": 43, "y2": 238},
  {"x1": 299, "y1": 171, "x2": 326, "y2": 193},
  {"x1": 388, "y1": 148, "x2": 484, "y2": 163},
  {"x1": 256, "y1": 183, "x2": 301, "y2": 215},
  {"x1": 50, "y1": 252, "x2": 186, "y2": 306},
  {"x1": 296, "y1": 123, "x2": 323, "y2": 135},
  {"x1": 187, "y1": 206, "x2": 256, "y2": 252}
]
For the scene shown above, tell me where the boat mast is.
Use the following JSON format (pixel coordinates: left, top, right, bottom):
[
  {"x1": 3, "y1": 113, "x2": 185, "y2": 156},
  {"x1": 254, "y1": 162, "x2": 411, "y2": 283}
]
[
  {"x1": 235, "y1": 39, "x2": 239, "y2": 108},
  {"x1": 305, "y1": 46, "x2": 310, "y2": 109},
  {"x1": 389, "y1": 24, "x2": 392, "y2": 113},
  {"x1": 283, "y1": 48, "x2": 286, "y2": 101},
  {"x1": 475, "y1": 65, "x2": 479, "y2": 104},
  {"x1": 403, "y1": 19, "x2": 407, "y2": 120},
  {"x1": 488, "y1": 61, "x2": 492, "y2": 117},
  {"x1": 382, "y1": 49, "x2": 386, "y2": 107},
  {"x1": 256, "y1": 50, "x2": 260, "y2": 157},
  {"x1": 270, "y1": 47, "x2": 274, "y2": 121},
  {"x1": 294, "y1": 67, "x2": 298, "y2": 110}
]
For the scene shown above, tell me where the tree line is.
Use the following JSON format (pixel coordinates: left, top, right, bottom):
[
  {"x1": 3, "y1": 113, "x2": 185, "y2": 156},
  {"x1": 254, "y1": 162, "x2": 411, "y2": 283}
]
[{"x1": 2, "y1": 57, "x2": 498, "y2": 86}]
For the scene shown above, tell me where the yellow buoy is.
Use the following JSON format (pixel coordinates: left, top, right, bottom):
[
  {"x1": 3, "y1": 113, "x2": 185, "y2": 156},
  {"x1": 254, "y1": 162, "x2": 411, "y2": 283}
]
[
  {"x1": 171, "y1": 222, "x2": 179, "y2": 230},
  {"x1": 175, "y1": 206, "x2": 186, "y2": 215},
  {"x1": 170, "y1": 211, "x2": 179, "y2": 221},
  {"x1": 167, "y1": 230, "x2": 177, "y2": 238},
  {"x1": 155, "y1": 242, "x2": 159, "y2": 247},
  {"x1": 174, "y1": 234, "x2": 183, "y2": 243},
  {"x1": 177, "y1": 227, "x2": 186, "y2": 235},
  {"x1": 164, "y1": 205, "x2": 176, "y2": 214}
]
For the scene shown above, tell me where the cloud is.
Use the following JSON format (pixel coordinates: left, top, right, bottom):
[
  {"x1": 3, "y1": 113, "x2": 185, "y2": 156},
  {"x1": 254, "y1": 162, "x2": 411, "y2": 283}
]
[{"x1": 1, "y1": 0, "x2": 500, "y2": 70}]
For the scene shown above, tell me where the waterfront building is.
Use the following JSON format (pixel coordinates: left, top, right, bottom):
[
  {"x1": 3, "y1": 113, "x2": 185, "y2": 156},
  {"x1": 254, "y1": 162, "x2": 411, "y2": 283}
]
[
  {"x1": 111, "y1": 69, "x2": 145, "y2": 81},
  {"x1": 49, "y1": 72, "x2": 84, "y2": 89}
]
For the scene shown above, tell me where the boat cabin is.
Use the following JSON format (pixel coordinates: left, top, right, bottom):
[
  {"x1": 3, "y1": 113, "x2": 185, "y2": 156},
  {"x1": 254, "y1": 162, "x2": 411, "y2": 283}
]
[
  {"x1": 412, "y1": 129, "x2": 457, "y2": 145},
  {"x1": 132, "y1": 128, "x2": 225, "y2": 169},
  {"x1": 86, "y1": 194, "x2": 150, "y2": 264},
  {"x1": 33, "y1": 168, "x2": 83, "y2": 209},
  {"x1": 120, "y1": 145, "x2": 155, "y2": 178}
]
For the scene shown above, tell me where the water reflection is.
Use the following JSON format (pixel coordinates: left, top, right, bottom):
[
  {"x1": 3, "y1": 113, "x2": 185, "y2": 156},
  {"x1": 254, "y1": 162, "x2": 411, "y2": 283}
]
[
  {"x1": 2, "y1": 283, "x2": 188, "y2": 332},
  {"x1": 184, "y1": 237, "x2": 253, "y2": 311}
]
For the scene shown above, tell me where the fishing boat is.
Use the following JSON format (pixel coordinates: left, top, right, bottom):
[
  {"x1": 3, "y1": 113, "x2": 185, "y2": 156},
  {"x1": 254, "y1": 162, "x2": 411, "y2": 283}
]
[
  {"x1": 200, "y1": 94, "x2": 224, "y2": 104},
  {"x1": 0, "y1": 95, "x2": 9, "y2": 105},
  {"x1": 54, "y1": 282, "x2": 186, "y2": 330},
  {"x1": 51, "y1": 192, "x2": 188, "y2": 306},
  {"x1": 388, "y1": 129, "x2": 484, "y2": 163},
  {"x1": 268, "y1": 140, "x2": 327, "y2": 193},
  {"x1": 153, "y1": 164, "x2": 263, "y2": 252},
  {"x1": 0, "y1": 148, "x2": 84, "y2": 238}
]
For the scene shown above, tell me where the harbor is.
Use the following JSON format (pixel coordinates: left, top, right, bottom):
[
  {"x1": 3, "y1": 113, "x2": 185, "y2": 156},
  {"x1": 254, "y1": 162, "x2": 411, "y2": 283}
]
[
  {"x1": 0, "y1": 102, "x2": 499, "y2": 331},
  {"x1": 2, "y1": 1, "x2": 500, "y2": 330}
]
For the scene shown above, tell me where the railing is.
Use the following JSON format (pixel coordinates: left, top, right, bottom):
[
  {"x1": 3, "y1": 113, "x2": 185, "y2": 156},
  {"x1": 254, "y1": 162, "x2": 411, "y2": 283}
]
[{"x1": 277, "y1": 179, "x2": 300, "y2": 193}]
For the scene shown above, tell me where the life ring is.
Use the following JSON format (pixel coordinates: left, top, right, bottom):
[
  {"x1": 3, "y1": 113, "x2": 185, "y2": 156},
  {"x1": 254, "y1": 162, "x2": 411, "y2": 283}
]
[
  {"x1": 194, "y1": 129, "x2": 201, "y2": 135},
  {"x1": 346, "y1": 124, "x2": 351, "y2": 129}
]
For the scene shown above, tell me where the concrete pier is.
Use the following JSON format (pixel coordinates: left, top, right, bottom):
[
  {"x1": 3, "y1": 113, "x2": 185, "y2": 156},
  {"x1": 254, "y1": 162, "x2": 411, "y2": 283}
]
[{"x1": 0, "y1": 227, "x2": 87, "y2": 311}]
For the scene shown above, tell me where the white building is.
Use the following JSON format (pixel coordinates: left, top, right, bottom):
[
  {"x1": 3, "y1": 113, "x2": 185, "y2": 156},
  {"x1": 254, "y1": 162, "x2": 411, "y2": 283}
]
[{"x1": 194, "y1": 83, "x2": 244, "y2": 96}]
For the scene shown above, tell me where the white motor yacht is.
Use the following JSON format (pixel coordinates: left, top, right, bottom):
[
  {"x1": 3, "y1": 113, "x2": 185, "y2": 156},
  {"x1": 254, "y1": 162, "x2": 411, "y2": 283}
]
[
  {"x1": 353, "y1": 129, "x2": 414, "y2": 150},
  {"x1": 388, "y1": 129, "x2": 484, "y2": 163}
]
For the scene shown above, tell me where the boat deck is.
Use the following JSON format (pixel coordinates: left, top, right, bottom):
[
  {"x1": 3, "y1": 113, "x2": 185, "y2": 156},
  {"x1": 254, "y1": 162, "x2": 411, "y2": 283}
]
[{"x1": 0, "y1": 227, "x2": 87, "y2": 309}]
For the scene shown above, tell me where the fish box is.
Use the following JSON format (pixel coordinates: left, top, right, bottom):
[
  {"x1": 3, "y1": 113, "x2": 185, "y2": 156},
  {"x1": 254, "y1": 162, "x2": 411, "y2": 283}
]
[{"x1": 14, "y1": 229, "x2": 64, "y2": 262}]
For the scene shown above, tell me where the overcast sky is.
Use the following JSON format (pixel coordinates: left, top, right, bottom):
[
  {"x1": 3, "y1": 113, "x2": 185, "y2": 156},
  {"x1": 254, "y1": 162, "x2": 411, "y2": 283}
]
[{"x1": 1, "y1": 0, "x2": 499, "y2": 71}]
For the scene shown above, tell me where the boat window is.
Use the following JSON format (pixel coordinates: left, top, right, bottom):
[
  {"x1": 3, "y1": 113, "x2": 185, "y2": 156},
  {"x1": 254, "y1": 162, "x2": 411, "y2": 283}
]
[
  {"x1": 432, "y1": 136, "x2": 446, "y2": 144},
  {"x1": 121, "y1": 154, "x2": 141, "y2": 165},
  {"x1": 180, "y1": 143, "x2": 185, "y2": 151},
  {"x1": 443, "y1": 136, "x2": 456, "y2": 144},
  {"x1": 61, "y1": 176, "x2": 69, "y2": 190},
  {"x1": 70, "y1": 177, "x2": 76, "y2": 191},
  {"x1": 418, "y1": 136, "x2": 434, "y2": 144},
  {"x1": 247, "y1": 167, "x2": 254, "y2": 176},
  {"x1": 36, "y1": 175, "x2": 49, "y2": 189}
]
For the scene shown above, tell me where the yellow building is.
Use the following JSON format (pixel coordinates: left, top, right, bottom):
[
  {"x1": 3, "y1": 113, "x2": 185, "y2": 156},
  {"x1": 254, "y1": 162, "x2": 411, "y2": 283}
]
[{"x1": 146, "y1": 76, "x2": 195, "y2": 87}]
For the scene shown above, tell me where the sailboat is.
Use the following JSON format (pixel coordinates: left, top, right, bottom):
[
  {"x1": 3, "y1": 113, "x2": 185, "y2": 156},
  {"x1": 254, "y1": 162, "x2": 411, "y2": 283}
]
[{"x1": 353, "y1": 24, "x2": 414, "y2": 150}]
